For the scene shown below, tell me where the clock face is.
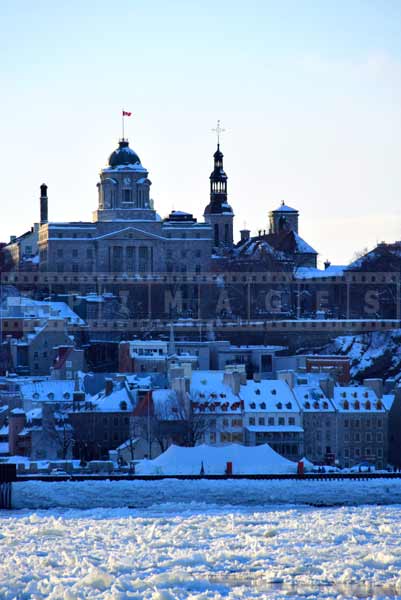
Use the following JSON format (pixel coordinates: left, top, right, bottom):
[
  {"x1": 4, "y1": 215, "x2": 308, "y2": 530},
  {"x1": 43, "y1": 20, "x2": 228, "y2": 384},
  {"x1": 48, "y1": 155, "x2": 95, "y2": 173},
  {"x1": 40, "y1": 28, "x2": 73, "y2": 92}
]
[{"x1": 123, "y1": 177, "x2": 131, "y2": 186}]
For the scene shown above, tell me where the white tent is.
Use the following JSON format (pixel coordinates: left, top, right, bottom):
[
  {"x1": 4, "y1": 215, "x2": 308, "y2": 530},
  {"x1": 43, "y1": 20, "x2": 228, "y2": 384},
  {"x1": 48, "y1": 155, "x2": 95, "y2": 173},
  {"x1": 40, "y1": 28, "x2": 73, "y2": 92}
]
[{"x1": 136, "y1": 443, "x2": 297, "y2": 475}]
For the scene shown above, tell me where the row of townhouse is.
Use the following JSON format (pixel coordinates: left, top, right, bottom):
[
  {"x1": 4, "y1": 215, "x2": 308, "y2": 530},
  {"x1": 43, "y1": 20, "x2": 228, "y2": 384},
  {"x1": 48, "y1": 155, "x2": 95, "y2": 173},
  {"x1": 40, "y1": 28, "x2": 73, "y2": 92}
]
[{"x1": 181, "y1": 367, "x2": 397, "y2": 469}]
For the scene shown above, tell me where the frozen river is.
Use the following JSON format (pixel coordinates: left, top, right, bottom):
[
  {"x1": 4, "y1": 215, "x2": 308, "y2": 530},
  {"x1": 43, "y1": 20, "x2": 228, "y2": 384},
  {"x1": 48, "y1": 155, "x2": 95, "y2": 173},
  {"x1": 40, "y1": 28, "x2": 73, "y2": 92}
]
[{"x1": 1, "y1": 481, "x2": 401, "y2": 599}]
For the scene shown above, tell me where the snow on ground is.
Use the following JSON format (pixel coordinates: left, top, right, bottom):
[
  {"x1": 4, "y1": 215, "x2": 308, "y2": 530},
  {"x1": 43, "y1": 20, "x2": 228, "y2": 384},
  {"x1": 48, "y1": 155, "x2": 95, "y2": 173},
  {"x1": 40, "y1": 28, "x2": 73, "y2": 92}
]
[
  {"x1": 2, "y1": 504, "x2": 401, "y2": 599},
  {"x1": 12, "y1": 478, "x2": 401, "y2": 509}
]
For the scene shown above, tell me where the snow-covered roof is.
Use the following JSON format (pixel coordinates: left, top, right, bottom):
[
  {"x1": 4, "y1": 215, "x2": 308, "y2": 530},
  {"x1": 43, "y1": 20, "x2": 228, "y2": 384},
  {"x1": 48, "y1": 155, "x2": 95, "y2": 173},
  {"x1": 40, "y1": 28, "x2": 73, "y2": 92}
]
[
  {"x1": 0, "y1": 297, "x2": 85, "y2": 325},
  {"x1": 272, "y1": 203, "x2": 297, "y2": 213},
  {"x1": 20, "y1": 380, "x2": 78, "y2": 403},
  {"x1": 293, "y1": 232, "x2": 317, "y2": 255},
  {"x1": 190, "y1": 371, "x2": 241, "y2": 413},
  {"x1": 382, "y1": 394, "x2": 394, "y2": 411},
  {"x1": 295, "y1": 265, "x2": 345, "y2": 279},
  {"x1": 91, "y1": 386, "x2": 133, "y2": 412},
  {"x1": 241, "y1": 380, "x2": 299, "y2": 413},
  {"x1": 332, "y1": 387, "x2": 385, "y2": 412},
  {"x1": 293, "y1": 385, "x2": 334, "y2": 412}
]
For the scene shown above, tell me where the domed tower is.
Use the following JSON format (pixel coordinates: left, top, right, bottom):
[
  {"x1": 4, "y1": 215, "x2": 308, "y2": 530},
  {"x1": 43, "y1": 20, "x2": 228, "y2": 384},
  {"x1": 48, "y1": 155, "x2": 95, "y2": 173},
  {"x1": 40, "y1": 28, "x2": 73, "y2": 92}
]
[
  {"x1": 94, "y1": 139, "x2": 155, "y2": 222},
  {"x1": 203, "y1": 143, "x2": 234, "y2": 249}
]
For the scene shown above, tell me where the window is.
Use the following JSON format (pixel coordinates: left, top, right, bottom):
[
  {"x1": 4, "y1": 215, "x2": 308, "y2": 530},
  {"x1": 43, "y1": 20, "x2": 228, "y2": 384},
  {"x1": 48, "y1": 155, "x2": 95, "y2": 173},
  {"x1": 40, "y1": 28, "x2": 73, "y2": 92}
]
[
  {"x1": 72, "y1": 249, "x2": 78, "y2": 258},
  {"x1": 72, "y1": 263, "x2": 79, "y2": 272},
  {"x1": 258, "y1": 417, "x2": 265, "y2": 426},
  {"x1": 86, "y1": 248, "x2": 93, "y2": 259},
  {"x1": 288, "y1": 417, "x2": 295, "y2": 426},
  {"x1": 268, "y1": 417, "x2": 274, "y2": 426},
  {"x1": 278, "y1": 417, "x2": 284, "y2": 426},
  {"x1": 123, "y1": 189, "x2": 132, "y2": 203},
  {"x1": 249, "y1": 417, "x2": 255, "y2": 426},
  {"x1": 377, "y1": 432, "x2": 383, "y2": 442},
  {"x1": 57, "y1": 249, "x2": 63, "y2": 258}
]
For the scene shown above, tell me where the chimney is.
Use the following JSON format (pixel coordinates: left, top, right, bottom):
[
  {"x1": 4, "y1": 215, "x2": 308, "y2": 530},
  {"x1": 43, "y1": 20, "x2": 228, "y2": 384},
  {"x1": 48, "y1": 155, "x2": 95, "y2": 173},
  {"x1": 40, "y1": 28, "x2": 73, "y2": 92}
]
[
  {"x1": 319, "y1": 377, "x2": 334, "y2": 399},
  {"x1": 253, "y1": 372, "x2": 261, "y2": 383},
  {"x1": 277, "y1": 370, "x2": 295, "y2": 390},
  {"x1": 9, "y1": 235, "x2": 16, "y2": 244},
  {"x1": 105, "y1": 378, "x2": 113, "y2": 396},
  {"x1": 324, "y1": 259, "x2": 331, "y2": 270},
  {"x1": 40, "y1": 183, "x2": 48, "y2": 225},
  {"x1": 223, "y1": 371, "x2": 241, "y2": 395},
  {"x1": 240, "y1": 229, "x2": 250, "y2": 243}
]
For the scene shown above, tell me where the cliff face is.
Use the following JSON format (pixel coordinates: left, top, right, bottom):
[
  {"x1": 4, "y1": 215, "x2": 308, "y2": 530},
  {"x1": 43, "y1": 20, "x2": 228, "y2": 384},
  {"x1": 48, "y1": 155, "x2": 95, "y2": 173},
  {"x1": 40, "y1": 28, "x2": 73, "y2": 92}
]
[{"x1": 321, "y1": 329, "x2": 401, "y2": 381}]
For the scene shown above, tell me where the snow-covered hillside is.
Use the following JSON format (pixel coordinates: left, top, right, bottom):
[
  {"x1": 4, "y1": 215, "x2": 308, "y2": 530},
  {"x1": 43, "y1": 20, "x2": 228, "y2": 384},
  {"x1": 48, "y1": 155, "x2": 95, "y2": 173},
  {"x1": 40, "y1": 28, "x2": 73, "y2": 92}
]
[{"x1": 319, "y1": 329, "x2": 401, "y2": 381}]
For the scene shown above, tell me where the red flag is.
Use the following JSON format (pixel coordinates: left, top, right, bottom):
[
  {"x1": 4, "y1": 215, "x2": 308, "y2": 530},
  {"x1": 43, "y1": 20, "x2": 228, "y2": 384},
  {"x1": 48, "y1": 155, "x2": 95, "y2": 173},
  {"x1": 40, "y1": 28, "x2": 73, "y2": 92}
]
[{"x1": 122, "y1": 110, "x2": 132, "y2": 116}]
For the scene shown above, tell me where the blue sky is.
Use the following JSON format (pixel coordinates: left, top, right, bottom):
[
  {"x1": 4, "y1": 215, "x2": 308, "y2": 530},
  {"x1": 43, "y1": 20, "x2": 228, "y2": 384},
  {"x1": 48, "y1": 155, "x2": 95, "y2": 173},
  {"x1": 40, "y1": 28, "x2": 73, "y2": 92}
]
[{"x1": 1, "y1": 0, "x2": 401, "y2": 264}]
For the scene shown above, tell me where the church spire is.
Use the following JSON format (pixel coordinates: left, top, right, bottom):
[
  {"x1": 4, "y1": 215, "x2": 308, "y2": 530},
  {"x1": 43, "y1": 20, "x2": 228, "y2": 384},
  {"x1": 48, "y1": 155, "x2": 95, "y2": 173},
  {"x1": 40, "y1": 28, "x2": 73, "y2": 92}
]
[{"x1": 203, "y1": 121, "x2": 234, "y2": 248}]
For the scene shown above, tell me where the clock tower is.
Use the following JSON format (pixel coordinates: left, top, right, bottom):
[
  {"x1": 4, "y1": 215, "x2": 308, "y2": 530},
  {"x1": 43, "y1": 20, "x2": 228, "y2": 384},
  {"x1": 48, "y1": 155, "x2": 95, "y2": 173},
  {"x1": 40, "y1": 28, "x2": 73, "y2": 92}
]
[{"x1": 94, "y1": 139, "x2": 156, "y2": 222}]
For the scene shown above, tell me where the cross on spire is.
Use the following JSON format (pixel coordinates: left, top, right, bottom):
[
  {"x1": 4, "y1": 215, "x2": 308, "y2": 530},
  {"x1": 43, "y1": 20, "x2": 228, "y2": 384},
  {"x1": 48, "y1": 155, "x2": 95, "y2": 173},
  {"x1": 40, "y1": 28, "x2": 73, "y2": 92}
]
[{"x1": 212, "y1": 120, "x2": 225, "y2": 146}]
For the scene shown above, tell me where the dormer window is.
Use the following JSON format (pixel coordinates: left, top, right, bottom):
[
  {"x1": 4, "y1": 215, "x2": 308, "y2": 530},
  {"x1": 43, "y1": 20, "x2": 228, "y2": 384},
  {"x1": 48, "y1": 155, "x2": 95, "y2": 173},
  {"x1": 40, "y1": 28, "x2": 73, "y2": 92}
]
[
  {"x1": 343, "y1": 400, "x2": 349, "y2": 410},
  {"x1": 276, "y1": 402, "x2": 282, "y2": 409},
  {"x1": 255, "y1": 389, "x2": 261, "y2": 395},
  {"x1": 305, "y1": 401, "x2": 310, "y2": 409},
  {"x1": 271, "y1": 389, "x2": 277, "y2": 395},
  {"x1": 365, "y1": 400, "x2": 371, "y2": 410},
  {"x1": 354, "y1": 400, "x2": 360, "y2": 410},
  {"x1": 286, "y1": 402, "x2": 292, "y2": 410},
  {"x1": 250, "y1": 402, "x2": 256, "y2": 409},
  {"x1": 260, "y1": 402, "x2": 266, "y2": 410},
  {"x1": 323, "y1": 401, "x2": 328, "y2": 409}
]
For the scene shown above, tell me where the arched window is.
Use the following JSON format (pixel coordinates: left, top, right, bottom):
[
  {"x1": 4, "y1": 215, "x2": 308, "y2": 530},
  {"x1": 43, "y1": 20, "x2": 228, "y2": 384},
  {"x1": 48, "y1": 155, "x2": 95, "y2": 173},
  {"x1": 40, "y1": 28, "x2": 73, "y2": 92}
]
[{"x1": 224, "y1": 223, "x2": 229, "y2": 243}]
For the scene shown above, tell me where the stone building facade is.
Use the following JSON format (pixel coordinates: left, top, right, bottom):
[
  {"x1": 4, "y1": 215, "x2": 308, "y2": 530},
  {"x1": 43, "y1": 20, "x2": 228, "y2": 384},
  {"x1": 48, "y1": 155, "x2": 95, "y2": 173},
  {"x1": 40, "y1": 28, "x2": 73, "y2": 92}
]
[{"x1": 35, "y1": 139, "x2": 214, "y2": 275}]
